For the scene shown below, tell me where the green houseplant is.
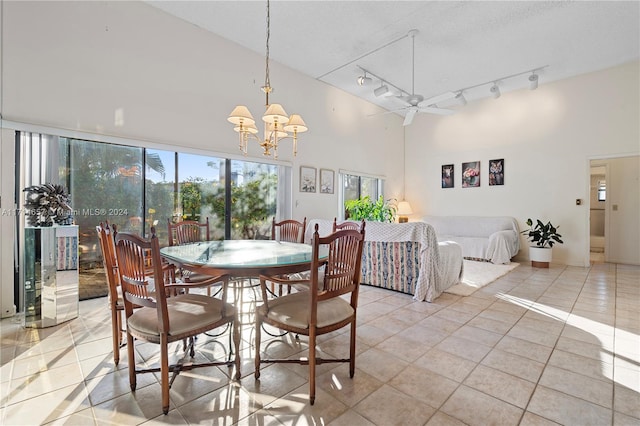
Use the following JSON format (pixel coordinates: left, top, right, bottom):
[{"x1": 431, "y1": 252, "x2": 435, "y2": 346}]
[
  {"x1": 521, "y1": 218, "x2": 563, "y2": 267},
  {"x1": 344, "y1": 196, "x2": 396, "y2": 223}
]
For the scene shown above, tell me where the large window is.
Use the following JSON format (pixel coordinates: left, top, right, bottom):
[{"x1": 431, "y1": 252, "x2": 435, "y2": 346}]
[{"x1": 22, "y1": 133, "x2": 288, "y2": 300}]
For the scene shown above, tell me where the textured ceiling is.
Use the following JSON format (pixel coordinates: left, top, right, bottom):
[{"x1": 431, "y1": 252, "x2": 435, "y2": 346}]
[{"x1": 147, "y1": 1, "x2": 639, "y2": 114}]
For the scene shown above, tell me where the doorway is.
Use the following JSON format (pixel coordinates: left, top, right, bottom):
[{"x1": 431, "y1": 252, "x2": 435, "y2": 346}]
[
  {"x1": 589, "y1": 163, "x2": 607, "y2": 264},
  {"x1": 588, "y1": 155, "x2": 640, "y2": 266}
]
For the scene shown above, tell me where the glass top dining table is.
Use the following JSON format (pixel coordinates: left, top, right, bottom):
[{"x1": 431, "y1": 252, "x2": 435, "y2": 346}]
[{"x1": 160, "y1": 240, "x2": 329, "y2": 278}]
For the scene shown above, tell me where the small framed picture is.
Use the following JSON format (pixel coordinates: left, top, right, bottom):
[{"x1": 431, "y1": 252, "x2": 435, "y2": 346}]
[
  {"x1": 300, "y1": 166, "x2": 316, "y2": 193},
  {"x1": 320, "y1": 169, "x2": 334, "y2": 194},
  {"x1": 462, "y1": 161, "x2": 480, "y2": 188},
  {"x1": 441, "y1": 164, "x2": 454, "y2": 188},
  {"x1": 489, "y1": 158, "x2": 504, "y2": 186}
]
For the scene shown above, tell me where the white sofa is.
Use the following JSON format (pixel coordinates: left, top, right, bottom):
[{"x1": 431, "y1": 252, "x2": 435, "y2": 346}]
[{"x1": 421, "y1": 216, "x2": 520, "y2": 264}]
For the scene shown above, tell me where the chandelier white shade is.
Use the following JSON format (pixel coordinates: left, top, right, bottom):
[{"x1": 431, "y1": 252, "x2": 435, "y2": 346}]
[{"x1": 227, "y1": 0, "x2": 307, "y2": 159}]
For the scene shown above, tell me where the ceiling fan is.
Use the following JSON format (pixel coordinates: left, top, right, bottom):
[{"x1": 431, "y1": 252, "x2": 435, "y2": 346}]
[{"x1": 374, "y1": 30, "x2": 456, "y2": 126}]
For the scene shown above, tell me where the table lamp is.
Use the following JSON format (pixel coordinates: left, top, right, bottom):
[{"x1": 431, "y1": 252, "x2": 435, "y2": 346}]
[{"x1": 397, "y1": 201, "x2": 413, "y2": 223}]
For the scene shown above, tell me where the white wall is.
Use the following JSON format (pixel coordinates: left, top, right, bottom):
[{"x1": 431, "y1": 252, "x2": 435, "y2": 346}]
[
  {"x1": 1, "y1": 1, "x2": 404, "y2": 216},
  {"x1": 0, "y1": 0, "x2": 404, "y2": 315},
  {"x1": 405, "y1": 61, "x2": 640, "y2": 266}
]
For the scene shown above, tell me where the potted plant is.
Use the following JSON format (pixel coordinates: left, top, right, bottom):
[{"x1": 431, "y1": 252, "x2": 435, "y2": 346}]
[
  {"x1": 344, "y1": 196, "x2": 396, "y2": 223},
  {"x1": 521, "y1": 218, "x2": 564, "y2": 268}
]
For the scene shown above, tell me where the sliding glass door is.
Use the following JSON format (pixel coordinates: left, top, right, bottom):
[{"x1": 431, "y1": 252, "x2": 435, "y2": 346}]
[{"x1": 21, "y1": 133, "x2": 289, "y2": 301}]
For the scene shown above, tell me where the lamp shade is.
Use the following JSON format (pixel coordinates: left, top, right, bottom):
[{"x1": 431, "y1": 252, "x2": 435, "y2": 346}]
[
  {"x1": 284, "y1": 114, "x2": 308, "y2": 133},
  {"x1": 263, "y1": 103, "x2": 289, "y2": 124},
  {"x1": 228, "y1": 105, "x2": 255, "y2": 126},
  {"x1": 397, "y1": 201, "x2": 413, "y2": 215}
]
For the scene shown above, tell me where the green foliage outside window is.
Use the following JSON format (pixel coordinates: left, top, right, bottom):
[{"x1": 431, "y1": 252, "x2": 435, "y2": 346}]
[{"x1": 344, "y1": 195, "x2": 396, "y2": 223}]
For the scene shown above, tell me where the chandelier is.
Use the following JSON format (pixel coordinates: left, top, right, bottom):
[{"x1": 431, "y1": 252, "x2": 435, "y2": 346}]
[{"x1": 227, "y1": 0, "x2": 308, "y2": 159}]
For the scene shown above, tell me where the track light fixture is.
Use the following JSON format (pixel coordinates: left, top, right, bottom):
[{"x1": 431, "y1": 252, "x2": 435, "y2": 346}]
[
  {"x1": 490, "y1": 83, "x2": 501, "y2": 99},
  {"x1": 351, "y1": 42, "x2": 547, "y2": 106},
  {"x1": 374, "y1": 84, "x2": 389, "y2": 97},
  {"x1": 454, "y1": 91, "x2": 467, "y2": 105},
  {"x1": 529, "y1": 72, "x2": 539, "y2": 90},
  {"x1": 357, "y1": 72, "x2": 372, "y2": 86}
]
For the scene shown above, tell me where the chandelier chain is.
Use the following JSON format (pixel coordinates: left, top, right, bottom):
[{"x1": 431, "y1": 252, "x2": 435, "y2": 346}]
[
  {"x1": 227, "y1": 0, "x2": 307, "y2": 159},
  {"x1": 264, "y1": 0, "x2": 271, "y2": 92}
]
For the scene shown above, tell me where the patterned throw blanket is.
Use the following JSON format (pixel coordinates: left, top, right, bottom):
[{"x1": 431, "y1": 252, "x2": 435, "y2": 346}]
[{"x1": 305, "y1": 220, "x2": 463, "y2": 302}]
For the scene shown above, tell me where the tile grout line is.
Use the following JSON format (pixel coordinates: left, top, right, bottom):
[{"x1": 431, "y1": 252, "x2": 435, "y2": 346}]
[{"x1": 420, "y1": 268, "x2": 535, "y2": 424}]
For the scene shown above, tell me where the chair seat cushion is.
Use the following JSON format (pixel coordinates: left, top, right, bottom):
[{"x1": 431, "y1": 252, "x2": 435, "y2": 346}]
[
  {"x1": 259, "y1": 291, "x2": 354, "y2": 329},
  {"x1": 127, "y1": 294, "x2": 233, "y2": 339}
]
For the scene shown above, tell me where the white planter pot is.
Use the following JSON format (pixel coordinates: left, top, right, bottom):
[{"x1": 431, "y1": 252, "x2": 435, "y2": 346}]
[{"x1": 529, "y1": 246, "x2": 552, "y2": 268}]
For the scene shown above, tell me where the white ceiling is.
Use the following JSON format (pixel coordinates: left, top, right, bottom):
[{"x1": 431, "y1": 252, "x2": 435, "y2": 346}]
[{"x1": 147, "y1": 1, "x2": 639, "y2": 113}]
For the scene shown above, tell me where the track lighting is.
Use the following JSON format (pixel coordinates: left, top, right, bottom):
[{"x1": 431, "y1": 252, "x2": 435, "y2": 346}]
[
  {"x1": 357, "y1": 73, "x2": 372, "y2": 86},
  {"x1": 356, "y1": 58, "x2": 545, "y2": 106},
  {"x1": 490, "y1": 83, "x2": 501, "y2": 99},
  {"x1": 374, "y1": 84, "x2": 389, "y2": 97},
  {"x1": 529, "y1": 73, "x2": 539, "y2": 90}
]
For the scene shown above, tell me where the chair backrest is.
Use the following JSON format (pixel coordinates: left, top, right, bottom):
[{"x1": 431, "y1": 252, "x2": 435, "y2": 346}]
[
  {"x1": 96, "y1": 221, "x2": 120, "y2": 302},
  {"x1": 332, "y1": 218, "x2": 362, "y2": 232},
  {"x1": 271, "y1": 217, "x2": 307, "y2": 243},
  {"x1": 309, "y1": 221, "x2": 365, "y2": 305},
  {"x1": 168, "y1": 218, "x2": 210, "y2": 246},
  {"x1": 114, "y1": 230, "x2": 167, "y2": 323}
]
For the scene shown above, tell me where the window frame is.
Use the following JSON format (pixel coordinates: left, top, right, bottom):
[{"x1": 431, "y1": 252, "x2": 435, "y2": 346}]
[{"x1": 337, "y1": 169, "x2": 385, "y2": 220}]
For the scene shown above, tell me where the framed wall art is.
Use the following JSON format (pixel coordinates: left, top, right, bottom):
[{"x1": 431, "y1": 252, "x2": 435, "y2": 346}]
[
  {"x1": 489, "y1": 158, "x2": 504, "y2": 186},
  {"x1": 441, "y1": 164, "x2": 454, "y2": 188},
  {"x1": 299, "y1": 166, "x2": 316, "y2": 192},
  {"x1": 320, "y1": 168, "x2": 335, "y2": 194},
  {"x1": 462, "y1": 161, "x2": 480, "y2": 188}
]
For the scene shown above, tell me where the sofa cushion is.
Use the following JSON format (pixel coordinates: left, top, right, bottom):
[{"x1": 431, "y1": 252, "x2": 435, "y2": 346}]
[
  {"x1": 423, "y1": 216, "x2": 520, "y2": 264},
  {"x1": 423, "y1": 216, "x2": 517, "y2": 238}
]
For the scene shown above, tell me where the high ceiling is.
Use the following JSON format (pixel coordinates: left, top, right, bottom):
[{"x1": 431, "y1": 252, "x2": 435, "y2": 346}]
[{"x1": 147, "y1": 1, "x2": 639, "y2": 114}]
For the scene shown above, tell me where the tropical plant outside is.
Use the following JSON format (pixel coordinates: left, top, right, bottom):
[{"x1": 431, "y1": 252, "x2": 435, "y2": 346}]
[
  {"x1": 344, "y1": 195, "x2": 396, "y2": 222},
  {"x1": 57, "y1": 139, "x2": 280, "y2": 299}
]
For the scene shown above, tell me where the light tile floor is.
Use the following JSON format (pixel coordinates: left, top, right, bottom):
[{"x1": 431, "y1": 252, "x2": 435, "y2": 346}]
[{"x1": 1, "y1": 262, "x2": 639, "y2": 425}]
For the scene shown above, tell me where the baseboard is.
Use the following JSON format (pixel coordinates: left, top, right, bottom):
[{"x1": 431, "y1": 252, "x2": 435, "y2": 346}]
[{"x1": 1, "y1": 304, "x2": 17, "y2": 319}]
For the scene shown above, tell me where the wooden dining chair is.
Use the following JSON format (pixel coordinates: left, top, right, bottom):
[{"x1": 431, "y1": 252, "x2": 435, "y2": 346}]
[
  {"x1": 168, "y1": 217, "x2": 210, "y2": 246},
  {"x1": 332, "y1": 218, "x2": 361, "y2": 232},
  {"x1": 96, "y1": 222, "x2": 180, "y2": 365},
  {"x1": 254, "y1": 221, "x2": 366, "y2": 405},
  {"x1": 114, "y1": 229, "x2": 241, "y2": 415},
  {"x1": 260, "y1": 217, "x2": 307, "y2": 297},
  {"x1": 95, "y1": 221, "x2": 124, "y2": 365},
  {"x1": 168, "y1": 218, "x2": 220, "y2": 295},
  {"x1": 271, "y1": 217, "x2": 307, "y2": 243}
]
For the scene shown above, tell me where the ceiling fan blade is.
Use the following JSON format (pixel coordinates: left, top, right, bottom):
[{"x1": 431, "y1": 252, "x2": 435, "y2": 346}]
[
  {"x1": 419, "y1": 91, "x2": 457, "y2": 106},
  {"x1": 403, "y1": 108, "x2": 417, "y2": 126},
  {"x1": 366, "y1": 107, "x2": 409, "y2": 118},
  {"x1": 393, "y1": 96, "x2": 413, "y2": 106},
  {"x1": 418, "y1": 106, "x2": 455, "y2": 116}
]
